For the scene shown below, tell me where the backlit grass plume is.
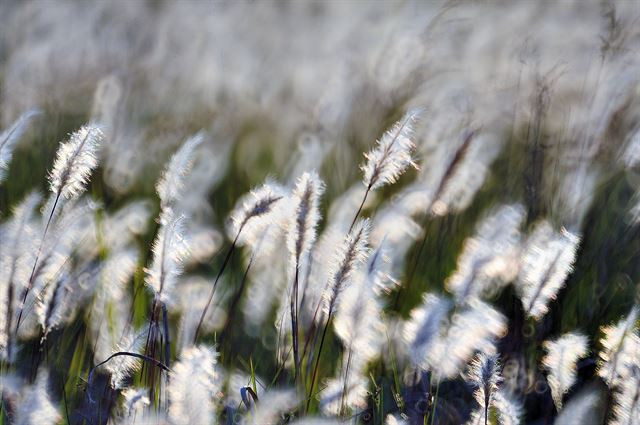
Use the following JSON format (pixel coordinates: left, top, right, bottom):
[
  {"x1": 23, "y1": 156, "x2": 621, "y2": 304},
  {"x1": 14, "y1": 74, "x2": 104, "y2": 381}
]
[
  {"x1": 101, "y1": 327, "x2": 149, "y2": 390},
  {"x1": 286, "y1": 171, "x2": 325, "y2": 380},
  {"x1": 352, "y1": 110, "x2": 419, "y2": 229},
  {"x1": 542, "y1": 332, "x2": 589, "y2": 409},
  {"x1": 0, "y1": 192, "x2": 41, "y2": 362},
  {"x1": 517, "y1": 222, "x2": 580, "y2": 320},
  {"x1": 156, "y1": 132, "x2": 204, "y2": 217},
  {"x1": 446, "y1": 203, "x2": 524, "y2": 304},
  {"x1": 308, "y1": 218, "x2": 370, "y2": 409},
  {"x1": 196, "y1": 179, "x2": 287, "y2": 342},
  {"x1": 287, "y1": 171, "x2": 325, "y2": 273},
  {"x1": 229, "y1": 180, "x2": 286, "y2": 246},
  {"x1": 14, "y1": 370, "x2": 61, "y2": 425},
  {"x1": 169, "y1": 345, "x2": 220, "y2": 425},
  {"x1": 440, "y1": 301, "x2": 507, "y2": 379},
  {"x1": 466, "y1": 353, "x2": 501, "y2": 425},
  {"x1": 610, "y1": 365, "x2": 640, "y2": 425},
  {"x1": 14, "y1": 124, "x2": 103, "y2": 333},
  {"x1": 361, "y1": 110, "x2": 419, "y2": 190},
  {"x1": 322, "y1": 218, "x2": 370, "y2": 316},
  {"x1": 49, "y1": 124, "x2": 103, "y2": 201},
  {"x1": 597, "y1": 307, "x2": 639, "y2": 388},
  {"x1": 145, "y1": 214, "x2": 189, "y2": 304},
  {"x1": 404, "y1": 293, "x2": 451, "y2": 366},
  {"x1": 0, "y1": 110, "x2": 39, "y2": 183}
]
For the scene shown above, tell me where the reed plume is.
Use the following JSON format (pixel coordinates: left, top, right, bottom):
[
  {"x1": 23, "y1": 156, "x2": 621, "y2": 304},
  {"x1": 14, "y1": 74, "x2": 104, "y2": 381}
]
[
  {"x1": 286, "y1": 171, "x2": 325, "y2": 382},
  {"x1": 49, "y1": 125, "x2": 103, "y2": 201},
  {"x1": 156, "y1": 133, "x2": 204, "y2": 217},
  {"x1": 169, "y1": 345, "x2": 220, "y2": 425},
  {"x1": 15, "y1": 124, "x2": 103, "y2": 333},
  {"x1": 467, "y1": 353, "x2": 501, "y2": 425},
  {"x1": 597, "y1": 307, "x2": 639, "y2": 388},
  {"x1": 352, "y1": 110, "x2": 419, "y2": 230},
  {"x1": 542, "y1": 332, "x2": 589, "y2": 409},
  {"x1": 145, "y1": 214, "x2": 189, "y2": 305},
  {"x1": 195, "y1": 179, "x2": 286, "y2": 341},
  {"x1": 14, "y1": 370, "x2": 61, "y2": 425},
  {"x1": 517, "y1": 222, "x2": 580, "y2": 320},
  {"x1": 0, "y1": 110, "x2": 39, "y2": 183},
  {"x1": 308, "y1": 218, "x2": 369, "y2": 410},
  {"x1": 446, "y1": 204, "x2": 524, "y2": 304},
  {"x1": 0, "y1": 192, "x2": 41, "y2": 362}
]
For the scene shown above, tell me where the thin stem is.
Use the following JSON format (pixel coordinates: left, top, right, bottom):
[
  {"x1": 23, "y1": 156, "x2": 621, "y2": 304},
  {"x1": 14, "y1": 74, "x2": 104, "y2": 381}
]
[
  {"x1": 15, "y1": 191, "x2": 61, "y2": 333},
  {"x1": 348, "y1": 183, "x2": 371, "y2": 233},
  {"x1": 429, "y1": 382, "x2": 440, "y2": 425},
  {"x1": 219, "y1": 246, "x2": 257, "y2": 343},
  {"x1": 161, "y1": 302, "x2": 171, "y2": 368},
  {"x1": 306, "y1": 305, "x2": 333, "y2": 412},
  {"x1": 340, "y1": 347, "x2": 354, "y2": 416},
  {"x1": 292, "y1": 264, "x2": 301, "y2": 384},
  {"x1": 194, "y1": 225, "x2": 243, "y2": 342},
  {"x1": 87, "y1": 351, "x2": 170, "y2": 403}
]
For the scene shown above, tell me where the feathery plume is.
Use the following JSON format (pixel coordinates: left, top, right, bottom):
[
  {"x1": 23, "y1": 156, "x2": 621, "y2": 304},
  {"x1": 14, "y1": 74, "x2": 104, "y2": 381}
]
[
  {"x1": 35, "y1": 259, "x2": 74, "y2": 338},
  {"x1": 286, "y1": 171, "x2": 325, "y2": 272},
  {"x1": 229, "y1": 180, "x2": 286, "y2": 245},
  {"x1": 446, "y1": 204, "x2": 524, "y2": 303},
  {"x1": 427, "y1": 129, "x2": 499, "y2": 217},
  {"x1": 348, "y1": 110, "x2": 419, "y2": 230},
  {"x1": 169, "y1": 345, "x2": 220, "y2": 425},
  {"x1": 361, "y1": 110, "x2": 419, "y2": 192},
  {"x1": 90, "y1": 249, "x2": 138, "y2": 361},
  {"x1": 542, "y1": 332, "x2": 589, "y2": 409},
  {"x1": 286, "y1": 170, "x2": 324, "y2": 379},
  {"x1": 15, "y1": 199, "x2": 96, "y2": 337},
  {"x1": 102, "y1": 327, "x2": 148, "y2": 389},
  {"x1": 13, "y1": 125, "x2": 102, "y2": 333},
  {"x1": 15, "y1": 371, "x2": 61, "y2": 425},
  {"x1": 494, "y1": 390, "x2": 523, "y2": 425},
  {"x1": 0, "y1": 110, "x2": 39, "y2": 182},
  {"x1": 319, "y1": 373, "x2": 369, "y2": 415},
  {"x1": 322, "y1": 218, "x2": 370, "y2": 316},
  {"x1": 121, "y1": 387, "x2": 151, "y2": 418},
  {"x1": 554, "y1": 382, "x2": 608, "y2": 425},
  {"x1": 610, "y1": 365, "x2": 640, "y2": 425},
  {"x1": 145, "y1": 214, "x2": 189, "y2": 304},
  {"x1": 308, "y1": 220, "x2": 370, "y2": 410},
  {"x1": 0, "y1": 192, "x2": 41, "y2": 361},
  {"x1": 467, "y1": 353, "x2": 502, "y2": 425},
  {"x1": 404, "y1": 293, "x2": 451, "y2": 366},
  {"x1": 194, "y1": 178, "x2": 284, "y2": 341},
  {"x1": 156, "y1": 132, "x2": 204, "y2": 214},
  {"x1": 334, "y1": 268, "x2": 384, "y2": 359},
  {"x1": 597, "y1": 307, "x2": 639, "y2": 388},
  {"x1": 517, "y1": 222, "x2": 580, "y2": 320},
  {"x1": 412, "y1": 299, "x2": 506, "y2": 381},
  {"x1": 365, "y1": 240, "x2": 397, "y2": 295},
  {"x1": 176, "y1": 277, "x2": 227, "y2": 355},
  {"x1": 49, "y1": 124, "x2": 103, "y2": 200}
]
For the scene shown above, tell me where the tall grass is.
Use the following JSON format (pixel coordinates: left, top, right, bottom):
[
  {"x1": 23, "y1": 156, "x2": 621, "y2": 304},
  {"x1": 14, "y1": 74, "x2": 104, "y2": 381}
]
[{"x1": 1, "y1": 2, "x2": 640, "y2": 425}]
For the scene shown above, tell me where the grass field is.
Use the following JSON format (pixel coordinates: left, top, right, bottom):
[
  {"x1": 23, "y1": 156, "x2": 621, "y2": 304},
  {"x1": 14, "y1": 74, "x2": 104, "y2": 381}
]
[{"x1": 1, "y1": 1, "x2": 639, "y2": 425}]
